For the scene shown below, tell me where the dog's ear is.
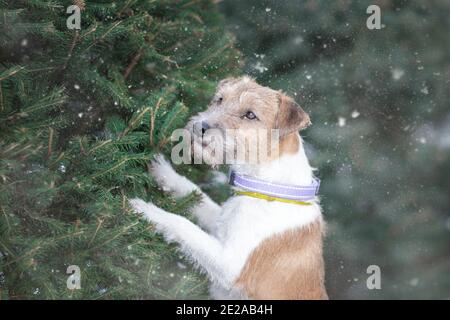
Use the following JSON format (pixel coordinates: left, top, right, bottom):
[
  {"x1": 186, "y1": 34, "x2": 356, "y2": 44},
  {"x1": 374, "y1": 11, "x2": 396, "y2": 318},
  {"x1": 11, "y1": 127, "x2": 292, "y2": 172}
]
[{"x1": 276, "y1": 92, "x2": 311, "y2": 136}]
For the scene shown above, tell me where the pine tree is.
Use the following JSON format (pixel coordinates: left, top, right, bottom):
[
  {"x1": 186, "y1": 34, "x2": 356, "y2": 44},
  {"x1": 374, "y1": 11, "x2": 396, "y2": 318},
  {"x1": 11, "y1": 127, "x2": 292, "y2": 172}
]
[
  {"x1": 221, "y1": 0, "x2": 450, "y2": 299},
  {"x1": 0, "y1": 0, "x2": 241, "y2": 299}
]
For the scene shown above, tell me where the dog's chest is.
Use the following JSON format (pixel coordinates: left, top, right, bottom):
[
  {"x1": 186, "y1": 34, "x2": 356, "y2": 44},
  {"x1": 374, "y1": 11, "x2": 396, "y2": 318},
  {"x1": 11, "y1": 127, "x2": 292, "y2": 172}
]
[{"x1": 213, "y1": 196, "x2": 321, "y2": 283}]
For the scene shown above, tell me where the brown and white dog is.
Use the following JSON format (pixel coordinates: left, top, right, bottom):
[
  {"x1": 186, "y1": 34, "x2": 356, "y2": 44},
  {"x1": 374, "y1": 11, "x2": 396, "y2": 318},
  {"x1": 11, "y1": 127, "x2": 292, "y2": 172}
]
[{"x1": 130, "y1": 76, "x2": 327, "y2": 299}]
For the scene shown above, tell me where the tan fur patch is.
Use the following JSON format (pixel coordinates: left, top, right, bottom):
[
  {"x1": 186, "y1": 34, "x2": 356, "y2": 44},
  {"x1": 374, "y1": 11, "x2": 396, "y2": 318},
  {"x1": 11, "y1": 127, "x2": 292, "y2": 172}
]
[
  {"x1": 276, "y1": 93, "x2": 311, "y2": 135},
  {"x1": 235, "y1": 218, "x2": 328, "y2": 300},
  {"x1": 279, "y1": 132, "x2": 300, "y2": 155}
]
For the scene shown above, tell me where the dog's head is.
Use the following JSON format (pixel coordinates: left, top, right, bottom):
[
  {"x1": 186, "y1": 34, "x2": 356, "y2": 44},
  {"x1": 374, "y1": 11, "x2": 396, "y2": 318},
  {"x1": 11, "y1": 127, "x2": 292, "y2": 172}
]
[{"x1": 186, "y1": 76, "x2": 310, "y2": 166}]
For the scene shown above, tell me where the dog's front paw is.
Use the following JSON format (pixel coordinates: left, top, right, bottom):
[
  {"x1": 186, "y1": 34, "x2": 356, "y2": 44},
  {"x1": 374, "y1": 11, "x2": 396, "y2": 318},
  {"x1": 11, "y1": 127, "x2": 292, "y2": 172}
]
[
  {"x1": 150, "y1": 154, "x2": 179, "y2": 192},
  {"x1": 129, "y1": 198, "x2": 163, "y2": 223}
]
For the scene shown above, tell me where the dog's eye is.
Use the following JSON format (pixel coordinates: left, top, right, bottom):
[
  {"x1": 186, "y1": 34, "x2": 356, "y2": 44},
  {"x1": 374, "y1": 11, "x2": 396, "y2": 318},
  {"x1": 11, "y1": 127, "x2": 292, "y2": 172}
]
[
  {"x1": 244, "y1": 111, "x2": 257, "y2": 120},
  {"x1": 216, "y1": 96, "x2": 223, "y2": 104}
]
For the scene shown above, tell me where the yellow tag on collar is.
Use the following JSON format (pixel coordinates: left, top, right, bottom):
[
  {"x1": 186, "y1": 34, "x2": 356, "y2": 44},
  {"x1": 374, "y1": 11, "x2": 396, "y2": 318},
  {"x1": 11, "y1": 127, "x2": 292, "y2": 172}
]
[{"x1": 234, "y1": 190, "x2": 313, "y2": 206}]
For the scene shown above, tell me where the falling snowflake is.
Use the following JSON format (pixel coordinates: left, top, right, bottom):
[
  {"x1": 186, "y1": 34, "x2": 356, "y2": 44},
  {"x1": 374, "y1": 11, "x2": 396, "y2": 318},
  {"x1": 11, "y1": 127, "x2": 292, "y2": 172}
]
[
  {"x1": 338, "y1": 117, "x2": 346, "y2": 127},
  {"x1": 253, "y1": 61, "x2": 268, "y2": 73},
  {"x1": 265, "y1": 7, "x2": 271, "y2": 12},
  {"x1": 409, "y1": 278, "x2": 419, "y2": 287},
  {"x1": 391, "y1": 68, "x2": 404, "y2": 81},
  {"x1": 293, "y1": 36, "x2": 304, "y2": 45},
  {"x1": 98, "y1": 287, "x2": 107, "y2": 294},
  {"x1": 351, "y1": 110, "x2": 360, "y2": 118},
  {"x1": 74, "y1": 84, "x2": 80, "y2": 90},
  {"x1": 420, "y1": 86, "x2": 429, "y2": 95}
]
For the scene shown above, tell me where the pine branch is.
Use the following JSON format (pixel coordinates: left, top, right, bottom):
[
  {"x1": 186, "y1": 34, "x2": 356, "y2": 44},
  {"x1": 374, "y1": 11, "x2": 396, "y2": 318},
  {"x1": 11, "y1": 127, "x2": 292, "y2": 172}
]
[
  {"x1": 123, "y1": 48, "x2": 144, "y2": 80},
  {"x1": 62, "y1": 31, "x2": 80, "y2": 71},
  {"x1": 84, "y1": 20, "x2": 123, "y2": 52},
  {"x1": 91, "y1": 153, "x2": 153, "y2": 179},
  {"x1": 119, "y1": 106, "x2": 151, "y2": 138},
  {"x1": 0, "y1": 66, "x2": 24, "y2": 81},
  {"x1": 149, "y1": 98, "x2": 162, "y2": 146},
  {"x1": 47, "y1": 127, "x2": 54, "y2": 158}
]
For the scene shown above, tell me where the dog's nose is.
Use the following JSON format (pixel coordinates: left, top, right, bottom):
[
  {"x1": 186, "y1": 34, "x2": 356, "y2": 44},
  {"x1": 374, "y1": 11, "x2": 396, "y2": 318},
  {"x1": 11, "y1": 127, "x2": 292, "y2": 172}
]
[{"x1": 194, "y1": 121, "x2": 210, "y2": 137}]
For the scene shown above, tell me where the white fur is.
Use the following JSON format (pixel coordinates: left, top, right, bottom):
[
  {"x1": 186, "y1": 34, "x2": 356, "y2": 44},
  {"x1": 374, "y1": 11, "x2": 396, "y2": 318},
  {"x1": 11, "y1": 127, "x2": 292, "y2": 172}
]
[{"x1": 130, "y1": 134, "x2": 322, "y2": 299}]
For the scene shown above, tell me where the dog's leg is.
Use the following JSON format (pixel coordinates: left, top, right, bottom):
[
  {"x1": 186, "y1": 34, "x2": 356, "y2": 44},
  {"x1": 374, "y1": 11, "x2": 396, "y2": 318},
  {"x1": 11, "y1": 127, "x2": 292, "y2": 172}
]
[
  {"x1": 129, "y1": 198, "x2": 229, "y2": 287},
  {"x1": 150, "y1": 154, "x2": 221, "y2": 232}
]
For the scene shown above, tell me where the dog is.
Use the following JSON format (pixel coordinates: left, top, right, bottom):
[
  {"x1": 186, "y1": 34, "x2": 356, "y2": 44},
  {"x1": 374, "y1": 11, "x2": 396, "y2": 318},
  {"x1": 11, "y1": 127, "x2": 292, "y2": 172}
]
[{"x1": 130, "y1": 76, "x2": 327, "y2": 299}]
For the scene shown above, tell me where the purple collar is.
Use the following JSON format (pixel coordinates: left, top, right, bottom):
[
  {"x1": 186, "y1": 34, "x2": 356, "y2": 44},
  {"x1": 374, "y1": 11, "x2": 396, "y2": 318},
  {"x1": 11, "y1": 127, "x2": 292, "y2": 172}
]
[{"x1": 229, "y1": 171, "x2": 320, "y2": 201}]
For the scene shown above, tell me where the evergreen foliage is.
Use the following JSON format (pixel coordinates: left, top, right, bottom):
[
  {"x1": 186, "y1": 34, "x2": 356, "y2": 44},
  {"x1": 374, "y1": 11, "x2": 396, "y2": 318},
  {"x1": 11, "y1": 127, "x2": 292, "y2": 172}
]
[{"x1": 0, "y1": 0, "x2": 241, "y2": 299}]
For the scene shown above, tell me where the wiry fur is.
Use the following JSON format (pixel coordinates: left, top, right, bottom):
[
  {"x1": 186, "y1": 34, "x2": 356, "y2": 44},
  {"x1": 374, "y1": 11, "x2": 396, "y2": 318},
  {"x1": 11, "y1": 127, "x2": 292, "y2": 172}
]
[{"x1": 130, "y1": 76, "x2": 327, "y2": 299}]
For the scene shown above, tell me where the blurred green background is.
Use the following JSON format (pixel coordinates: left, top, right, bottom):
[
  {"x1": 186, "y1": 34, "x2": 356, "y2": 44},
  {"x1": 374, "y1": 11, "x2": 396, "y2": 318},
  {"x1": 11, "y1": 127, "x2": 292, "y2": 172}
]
[{"x1": 220, "y1": 0, "x2": 450, "y2": 299}]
